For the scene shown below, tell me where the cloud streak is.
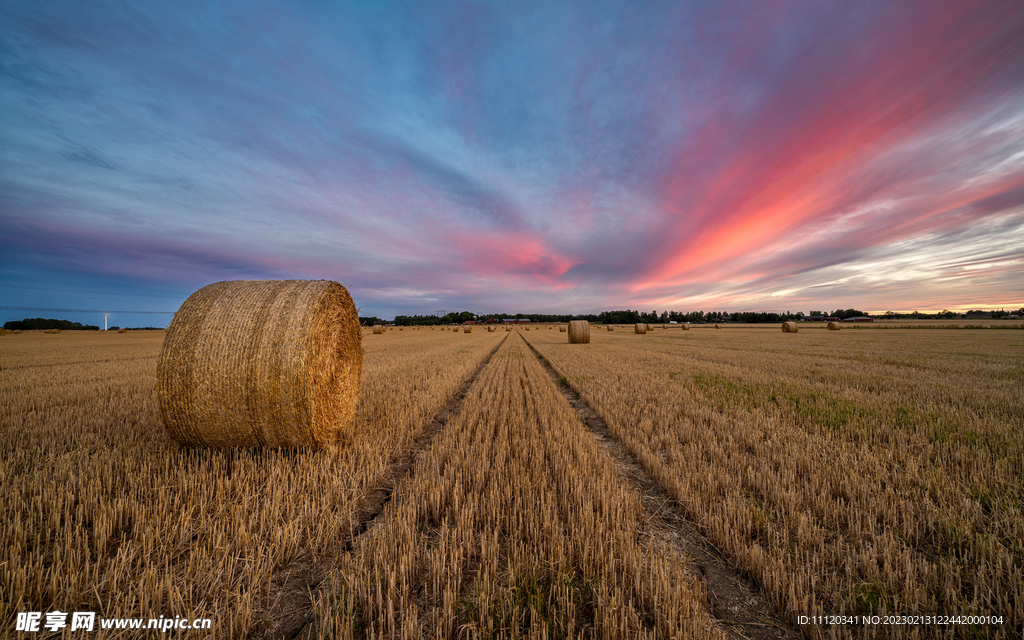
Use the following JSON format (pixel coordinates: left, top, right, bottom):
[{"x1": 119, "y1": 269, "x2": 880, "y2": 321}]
[{"x1": 1, "y1": 0, "x2": 1022, "y2": 321}]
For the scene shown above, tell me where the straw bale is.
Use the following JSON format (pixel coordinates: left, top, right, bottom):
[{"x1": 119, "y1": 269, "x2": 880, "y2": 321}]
[
  {"x1": 118, "y1": 328, "x2": 128, "y2": 334},
  {"x1": 464, "y1": 326, "x2": 472, "y2": 333},
  {"x1": 682, "y1": 324, "x2": 690, "y2": 330},
  {"x1": 714, "y1": 324, "x2": 722, "y2": 329},
  {"x1": 662, "y1": 324, "x2": 668, "y2": 329},
  {"x1": 607, "y1": 326, "x2": 613, "y2": 331},
  {"x1": 372, "y1": 325, "x2": 384, "y2": 335},
  {"x1": 827, "y1": 322, "x2": 841, "y2": 330},
  {"x1": 559, "y1": 325, "x2": 567, "y2": 332},
  {"x1": 781, "y1": 322, "x2": 798, "y2": 333},
  {"x1": 0, "y1": 328, "x2": 5, "y2": 336},
  {"x1": 634, "y1": 323, "x2": 647, "y2": 334},
  {"x1": 15, "y1": 330, "x2": 23, "y2": 334},
  {"x1": 506, "y1": 326, "x2": 511, "y2": 331},
  {"x1": 157, "y1": 279, "x2": 362, "y2": 448},
  {"x1": 568, "y1": 320, "x2": 590, "y2": 344}
]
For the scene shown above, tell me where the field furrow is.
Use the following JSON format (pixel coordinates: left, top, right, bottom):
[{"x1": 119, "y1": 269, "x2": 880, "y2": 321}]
[
  {"x1": 313, "y1": 331, "x2": 720, "y2": 639},
  {"x1": 1, "y1": 329, "x2": 504, "y2": 637},
  {"x1": 523, "y1": 326, "x2": 1023, "y2": 639}
]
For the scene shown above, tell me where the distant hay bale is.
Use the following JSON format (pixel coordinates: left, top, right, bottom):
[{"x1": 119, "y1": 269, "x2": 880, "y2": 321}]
[
  {"x1": 827, "y1": 322, "x2": 841, "y2": 331},
  {"x1": 453, "y1": 327, "x2": 459, "y2": 332},
  {"x1": 487, "y1": 326, "x2": 495, "y2": 332},
  {"x1": 157, "y1": 279, "x2": 362, "y2": 449},
  {"x1": 682, "y1": 324, "x2": 690, "y2": 330},
  {"x1": 44, "y1": 329, "x2": 50, "y2": 334},
  {"x1": 714, "y1": 324, "x2": 722, "y2": 329},
  {"x1": 399, "y1": 327, "x2": 403, "y2": 331},
  {"x1": 781, "y1": 322, "x2": 798, "y2": 333},
  {"x1": 525, "y1": 326, "x2": 530, "y2": 331},
  {"x1": 0, "y1": 328, "x2": 5, "y2": 336},
  {"x1": 559, "y1": 325, "x2": 567, "y2": 332},
  {"x1": 373, "y1": 325, "x2": 384, "y2": 335},
  {"x1": 464, "y1": 326, "x2": 472, "y2": 333},
  {"x1": 568, "y1": 320, "x2": 590, "y2": 344},
  {"x1": 607, "y1": 326, "x2": 613, "y2": 331},
  {"x1": 118, "y1": 328, "x2": 128, "y2": 334},
  {"x1": 506, "y1": 326, "x2": 511, "y2": 331},
  {"x1": 634, "y1": 323, "x2": 647, "y2": 334},
  {"x1": 662, "y1": 324, "x2": 668, "y2": 329},
  {"x1": 15, "y1": 329, "x2": 23, "y2": 334}
]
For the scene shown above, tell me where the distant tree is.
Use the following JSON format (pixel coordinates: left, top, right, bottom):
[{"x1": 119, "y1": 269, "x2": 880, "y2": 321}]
[{"x1": 809, "y1": 310, "x2": 823, "y2": 317}]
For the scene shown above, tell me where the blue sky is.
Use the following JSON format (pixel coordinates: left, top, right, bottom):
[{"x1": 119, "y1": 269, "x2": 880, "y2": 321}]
[{"x1": 2, "y1": 0, "x2": 1023, "y2": 325}]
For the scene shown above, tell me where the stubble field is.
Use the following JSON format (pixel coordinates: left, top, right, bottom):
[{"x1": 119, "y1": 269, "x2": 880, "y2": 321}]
[{"x1": 1, "y1": 324, "x2": 1021, "y2": 639}]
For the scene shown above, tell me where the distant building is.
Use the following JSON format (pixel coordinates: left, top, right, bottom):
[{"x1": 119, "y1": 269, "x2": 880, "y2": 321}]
[{"x1": 843, "y1": 316, "x2": 873, "y2": 322}]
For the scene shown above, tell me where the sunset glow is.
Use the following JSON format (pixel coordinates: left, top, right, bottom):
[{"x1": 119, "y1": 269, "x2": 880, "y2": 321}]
[{"x1": 2, "y1": 1, "x2": 1022, "y2": 322}]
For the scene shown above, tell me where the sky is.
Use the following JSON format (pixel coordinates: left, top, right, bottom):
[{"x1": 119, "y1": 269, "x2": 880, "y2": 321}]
[{"x1": 2, "y1": 0, "x2": 1023, "y2": 325}]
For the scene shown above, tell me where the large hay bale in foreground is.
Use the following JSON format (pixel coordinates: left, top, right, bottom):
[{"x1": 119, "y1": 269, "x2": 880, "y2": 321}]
[
  {"x1": 568, "y1": 320, "x2": 590, "y2": 344},
  {"x1": 372, "y1": 325, "x2": 384, "y2": 334},
  {"x1": 157, "y1": 280, "x2": 362, "y2": 448},
  {"x1": 781, "y1": 322, "x2": 798, "y2": 333},
  {"x1": 634, "y1": 323, "x2": 647, "y2": 334},
  {"x1": 559, "y1": 325, "x2": 567, "y2": 333},
  {"x1": 827, "y1": 322, "x2": 841, "y2": 330}
]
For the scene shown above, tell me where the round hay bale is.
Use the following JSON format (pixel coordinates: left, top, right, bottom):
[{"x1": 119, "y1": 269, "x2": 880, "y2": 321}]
[
  {"x1": 827, "y1": 322, "x2": 841, "y2": 331},
  {"x1": 607, "y1": 325, "x2": 613, "y2": 331},
  {"x1": 714, "y1": 324, "x2": 722, "y2": 329},
  {"x1": 487, "y1": 326, "x2": 495, "y2": 332},
  {"x1": 0, "y1": 328, "x2": 6, "y2": 336},
  {"x1": 372, "y1": 325, "x2": 384, "y2": 335},
  {"x1": 44, "y1": 329, "x2": 51, "y2": 334},
  {"x1": 399, "y1": 327, "x2": 403, "y2": 331},
  {"x1": 634, "y1": 323, "x2": 647, "y2": 334},
  {"x1": 568, "y1": 320, "x2": 590, "y2": 344},
  {"x1": 662, "y1": 324, "x2": 667, "y2": 329},
  {"x1": 559, "y1": 325, "x2": 567, "y2": 332},
  {"x1": 781, "y1": 322, "x2": 798, "y2": 333},
  {"x1": 525, "y1": 326, "x2": 530, "y2": 331},
  {"x1": 15, "y1": 329, "x2": 23, "y2": 334},
  {"x1": 118, "y1": 328, "x2": 128, "y2": 334},
  {"x1": 682, "y1": 323, "x2": 690, "y2": 330},
  {"x1": 157, "y1": 279, "x2": 362, "y2": 448},
  {"x1": 464, "y1": 326, "x2": 472, "y2": 333},
  {"x1": 506, "y1": 326, "x2": 511, "y2": 331}
]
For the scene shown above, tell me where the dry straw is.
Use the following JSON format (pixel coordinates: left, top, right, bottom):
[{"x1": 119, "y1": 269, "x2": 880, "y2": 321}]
[
  {"x1": 634, "y1": 323, "x2": 647, "y2": 335},
  {"x1": 464, "y1": 326, "x2": 472, "y2": 333},
  {"x1": 118, "y1": 328, "x2": 128, "y2": 334},
  {"x1": 559, "y1": 325, "x2": 567, "y2": 332},
  {"x1": 681, "y1": 324, "x2": 690, "y2": 330},
  {"x1": 607, "y1": 326, "x2": 613, "y2": 331},
  {"x1": 14, "y1": 329, "x2": 22, "y2": 334},
  {"x1": 0, "y1": 328, "x2": 6, "y2": 336},
  {"x1": 568, "y1": 320, "x2": 590, "y2": 344},
  {"x1": 157, "y1": 279, "x2": 362, "y2": 448},
  {"x1": 506, "y1": 326, "x2": 511, "y2": 331},
  {"x1": 827, "y1": 322, "x2": 841, "y2": 330},
  {"x1": 781, "y1": 322, "x2": 798, "y2": 333},
  {"x1": 714, "y1": 324, "x2": 722, "y2": 329},
  {"x1": 662, "y1": 324, "x2": 668, "y2": 329},
  {"x1": 372, "y1": 325, "x2": 384, "y2": 335}
]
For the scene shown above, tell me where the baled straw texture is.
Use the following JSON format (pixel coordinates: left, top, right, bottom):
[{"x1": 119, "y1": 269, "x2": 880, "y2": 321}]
[
  {"x1": 0, "y1": 328, "x2": 5, "y2": 336},
  {"x1": 781, "y1": 322, "x2": 798, "y2": 333},
  {"x1": 118, "y1": 328, "x2": 128, "y2": 334},
  {"x1": 682, "y1": 323, "x2": 690, "y2": 330},
  {"x1": 157, "y1": 280, "x2": 362, "y2": 448},
  {"x1": 662, "y1": 324, "x2": 668, "y2": 329},
  {"x1": 453, "y1": 327, "x2": 459, "y2": 332},
  {"x1": 827, "y1": 322, "x2": 841, "y2": 330},
  {"x1": 15, "y1": 329, "x2": 23, "y2": 334},
  {"x1": 559, "y1": 325, "x2": 567, "y2": 332},
  {"x1": 607, "y1": 325, "x2": 613, "y2": 331},
  {"x1": 506, "y1": 326, "x2": 512, "y2": 331},
  {"x1": 634, "y1": 323, "x2": 647, "y2": 334},
  {"x1": 372, "y1": 325, "x2": 384, "y2": 334},
  {"x1": 568, "y1": 320, "x2": 590, "y2": 344},
  {"x1": 714, "y1": 324, "x2": 722, "y2": 329},
  {"x1": 464, "y1": 326, "x2": 472, "y2": 333}
]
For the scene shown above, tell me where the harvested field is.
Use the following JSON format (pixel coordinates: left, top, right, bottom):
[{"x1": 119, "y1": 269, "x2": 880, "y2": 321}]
[{"x1": 2, "y1": 325, "x2": 1020, "y2": 638}]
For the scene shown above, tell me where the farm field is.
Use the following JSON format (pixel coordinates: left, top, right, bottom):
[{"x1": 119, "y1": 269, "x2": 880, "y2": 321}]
[{"x1": 1, "y1": 325, "x2": 1021, "y2": 638}]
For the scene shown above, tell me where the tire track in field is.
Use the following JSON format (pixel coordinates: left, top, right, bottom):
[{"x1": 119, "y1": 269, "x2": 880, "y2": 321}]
[
  {"x1": 520, "y1": 334, "x2": 797, "y2": 640},
  {"x1": 250, "y1": 332, "x2": 509, "y2": 640}
]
